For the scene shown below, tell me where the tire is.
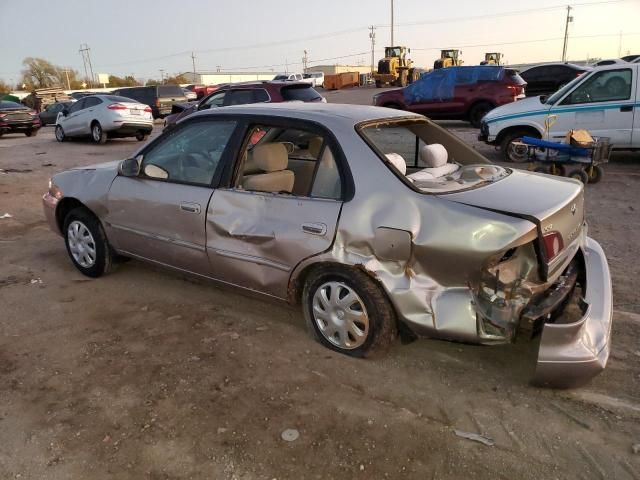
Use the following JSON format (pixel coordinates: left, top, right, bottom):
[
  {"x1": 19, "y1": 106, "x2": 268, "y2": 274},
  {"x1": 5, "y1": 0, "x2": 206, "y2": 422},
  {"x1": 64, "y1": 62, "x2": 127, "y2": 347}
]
[
  {"x1": 468, "y1": 102, "x2": 494, "y2": 128},
  {"x1": 396, "y1": 70, "x2": 408, "y2": 88},
  {"x1": 585, "y1": 165, "x2": 604, "y2": 184},
  {"x1": 568, "y1": 169, "x2": 589, "y2": 184},
  {"x1": 25, "y1": 129, "x2": 37, "y2": 137},
  {"x1": 302, "y1": 265, "x2": 397, "y2": 358},
  {"x1": 135, "y1": 132, "x2": 149, "y2": 142},
  {"x1": 375, "y1": 80, "x2": 383, "y2": 88},
  {"x1": 91, "y1": 122, "x2": 107, "y2": 144},
  {"x1": 500, "y1": 129, "x2": 539, "y2": 163},
  {"x1": 55, "y1": 125, "x2": 65, "y2": 142},
  {"x1": 548, "y1": 163, "x2": 566, "y2": 177},
  {"x1": 63, "y1": 208, "x2": 113, "y2": 278}
]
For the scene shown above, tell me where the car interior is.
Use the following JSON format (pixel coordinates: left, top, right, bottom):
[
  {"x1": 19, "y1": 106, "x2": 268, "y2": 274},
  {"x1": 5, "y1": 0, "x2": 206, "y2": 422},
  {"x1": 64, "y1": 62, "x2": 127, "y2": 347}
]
[{"x1": 235, "y1": 125, "x2": 342, "y2": 199}]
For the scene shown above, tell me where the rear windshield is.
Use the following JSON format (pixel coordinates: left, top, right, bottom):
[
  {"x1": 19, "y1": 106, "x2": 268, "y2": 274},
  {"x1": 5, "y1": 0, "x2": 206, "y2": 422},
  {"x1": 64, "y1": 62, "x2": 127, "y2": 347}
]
[
  {"x1": 359, "y1": 119, "x2": 509, "y2": 194},
  {"x1": 104, "y1": 95, "x2": 140, "y2": 103},
  {"x1": 158, "y1": 85, "x2": 185, "y2": 97},
  {"x1": 274, "y1": 75, "x2": 289, "y2": 80},
  {"x1": 0, "y1": 101, "x2": 26, "y2": 110},
  {"x1": 281, "y1": 85, "x2": 322, "y2": 102},
  {"x1": 504, "y1": 69, "x2": 526, "y2": 85}
]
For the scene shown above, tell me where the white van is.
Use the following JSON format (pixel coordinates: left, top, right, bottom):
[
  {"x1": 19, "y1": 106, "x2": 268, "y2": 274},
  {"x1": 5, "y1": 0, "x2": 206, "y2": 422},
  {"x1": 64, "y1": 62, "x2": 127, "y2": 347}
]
[{"x1": 479, "y1": 63, "x2": 639, "y2": 161}]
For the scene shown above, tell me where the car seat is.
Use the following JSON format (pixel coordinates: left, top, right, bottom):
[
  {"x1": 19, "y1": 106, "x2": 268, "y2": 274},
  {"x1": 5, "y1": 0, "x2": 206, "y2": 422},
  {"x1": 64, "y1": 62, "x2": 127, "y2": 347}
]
[{"x1": 242, "y1": 143, "x2": 295, "y2": 193}]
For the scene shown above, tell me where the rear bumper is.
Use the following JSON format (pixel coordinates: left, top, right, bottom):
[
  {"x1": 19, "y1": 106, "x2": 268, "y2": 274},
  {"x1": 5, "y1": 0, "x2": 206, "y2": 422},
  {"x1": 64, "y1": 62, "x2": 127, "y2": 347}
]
[
  {"x1": 533, "y1": 237, "x2": 613, "y2": 388},
  {"x1": 0, "y1": 121, "x2": 40, "y2": 133},
  {"x1": 108, "y1": 122, "x2": 153, "y2": 136}
]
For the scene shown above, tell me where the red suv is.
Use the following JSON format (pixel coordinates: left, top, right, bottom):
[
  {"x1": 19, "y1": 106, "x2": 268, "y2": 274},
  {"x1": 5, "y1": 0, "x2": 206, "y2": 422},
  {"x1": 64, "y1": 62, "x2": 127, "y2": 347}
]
[
  {"x1": 373, "y1": 66, "x2": 526, "y2": 127},
  {"x1": 165, "y1": 81, "x2": 325, "y2": 130}
]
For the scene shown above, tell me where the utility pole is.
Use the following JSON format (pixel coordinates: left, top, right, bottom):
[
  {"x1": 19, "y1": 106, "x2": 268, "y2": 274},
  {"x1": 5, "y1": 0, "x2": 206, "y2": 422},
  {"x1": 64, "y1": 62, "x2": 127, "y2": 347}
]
[
  {"x1": 79, "y1": 43, "x2": 95, "y2": 87},
  {"x1": 618, "y1": 31, "x2": 623, "y2": 57},
  {"x1": 302, "y1": 50, "x2": 309, "y2": 73},
  {"x1": 561, "y1": 5, "x2": 573, "y2": 62},
  {"x1": 191, "y1": 51, "x2": 197, "y2": 79},
  {"x1": 368, "y1": 26, "x2": 376, "y2": 74},
  {"x1": 390, "y1": 0, "x2": 395, "y2": 46},
  {"x1": 62, "y1": 69, "x2": 71, "y2": 90},
  {"x1": 159, "y1": 69, "x2": 165, "y2": 84}
]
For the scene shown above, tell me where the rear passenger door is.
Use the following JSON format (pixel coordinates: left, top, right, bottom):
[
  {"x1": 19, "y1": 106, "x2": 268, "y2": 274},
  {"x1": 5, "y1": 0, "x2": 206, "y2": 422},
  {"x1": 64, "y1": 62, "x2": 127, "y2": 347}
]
[
  {"x1": 78, "y1": 97, "x2": 102, "y2": 134},
  {"x1": 206, "y1": 120, "x2": 346, "y2": 299},
  {"x1": 63, "y1": 98, "x2": 87, "y2": 134}
]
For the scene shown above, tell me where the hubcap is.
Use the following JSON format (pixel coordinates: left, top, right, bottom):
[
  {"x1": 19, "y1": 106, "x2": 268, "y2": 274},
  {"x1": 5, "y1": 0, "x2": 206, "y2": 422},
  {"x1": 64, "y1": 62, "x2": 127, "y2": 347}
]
[
  {"x1": 55, "y1": 127, "x2": 63, "y2": 140},
  {"x1": 92, "y1": 125, "x2": 101, "y2": 141},
  {"x1": 507, "y1": 139, "x2": 529, "y2": 163},
  {"x1": 67, "y1": 221, "x2": 97, "y2": 268},
  {"x1": 312, "y1": 281, "x2": 369, "y2": 350}
]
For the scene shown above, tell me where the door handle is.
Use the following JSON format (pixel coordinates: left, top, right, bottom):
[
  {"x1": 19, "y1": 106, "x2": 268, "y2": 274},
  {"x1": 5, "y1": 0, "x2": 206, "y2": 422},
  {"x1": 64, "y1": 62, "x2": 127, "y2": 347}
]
[
  {"x1": 302, "y1": 223, "x2": 327, "y2": 236},
  {"x1": 180, "y1": 202, "x2": 201, "y2": 214},
  {"x1": 620, "y1": 105, "x2": 633, "y2": 112}
]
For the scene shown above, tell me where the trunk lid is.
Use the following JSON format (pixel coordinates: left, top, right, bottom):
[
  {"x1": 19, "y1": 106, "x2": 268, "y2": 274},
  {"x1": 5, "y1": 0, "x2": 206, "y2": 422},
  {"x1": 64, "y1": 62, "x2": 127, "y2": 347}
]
[{"x1": 440, "y1": 169, "x2": 584, "y2": 265}]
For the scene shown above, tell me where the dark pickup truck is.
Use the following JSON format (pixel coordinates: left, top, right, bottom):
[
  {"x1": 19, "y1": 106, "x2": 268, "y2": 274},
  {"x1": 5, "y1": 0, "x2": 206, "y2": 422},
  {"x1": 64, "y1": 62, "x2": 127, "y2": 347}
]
[{"x1": 112, "y1": 85, "x2": 187, "y2": 119}]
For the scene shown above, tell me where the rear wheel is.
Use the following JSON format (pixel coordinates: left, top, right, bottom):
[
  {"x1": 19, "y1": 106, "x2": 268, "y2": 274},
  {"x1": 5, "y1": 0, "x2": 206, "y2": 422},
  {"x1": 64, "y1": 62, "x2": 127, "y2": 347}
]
[
  {"x1": 55, "y1": 125, "x2": 65, "y2": 142},
  {"x1": 548, "y1": 163, "x2": 566, "y2": 177},
  {"x1": 468, "y1": 102, "x2": 494, "y2": 128},
  {"x1": 585, "y1": 165, "x2": 604, "y2": 184},
  {"x1": 302, "y1": 266, "x2": 396, "y2": 358},
  {"x1": 135, "y1": 131, "x2": 149, "y2": 142},
  {"x1": 25, "y1": 129, "x2": 37, "y2": 137},
  {"x1": 91, "y1": 122, "x2": 107, "y2": 144},
  {"x1": 500, "y1": 129, "x2": 539, "y2": 163},
  {"x1": 63, "y1": 208, "x2": 113, "y2": 278},
  {"x1": 396, "y1": 70, "x2": 408, "y2": 87},
  {"x1": 375, "y1": 80, "x2": 383, "y2": 88}
]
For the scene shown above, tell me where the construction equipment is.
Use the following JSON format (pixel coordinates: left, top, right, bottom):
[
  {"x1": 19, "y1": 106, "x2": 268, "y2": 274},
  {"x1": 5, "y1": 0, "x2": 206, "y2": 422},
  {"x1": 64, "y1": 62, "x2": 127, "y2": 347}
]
[
  {"x1": 480, "y1": 53, "x2": 504, "y2": 65},
  {"x1": 374, "y1": 46, "x2": 421, "y2": 88},
  {"x1": 433, "y1": 50, "x2": 463, "y2": 69}
]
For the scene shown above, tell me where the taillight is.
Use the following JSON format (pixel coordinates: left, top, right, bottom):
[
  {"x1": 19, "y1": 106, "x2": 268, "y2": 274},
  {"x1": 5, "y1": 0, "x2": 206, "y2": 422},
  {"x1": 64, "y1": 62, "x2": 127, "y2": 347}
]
[
  {"x1": 542, "y1": 231, "x2": 564, "y2": 261},
  {"x1": 107, "y1": 103, "x2": 127, "y2": 110},
  {"x1": 143, "y1": 106, "x2": 152, "y2": 113}
]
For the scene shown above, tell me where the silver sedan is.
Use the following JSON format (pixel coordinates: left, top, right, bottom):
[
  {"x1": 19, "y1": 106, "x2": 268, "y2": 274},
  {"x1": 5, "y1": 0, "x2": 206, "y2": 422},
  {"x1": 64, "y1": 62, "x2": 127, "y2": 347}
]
[{"x1": 43, "y1": 103, "x2": 612, "y2": 388}]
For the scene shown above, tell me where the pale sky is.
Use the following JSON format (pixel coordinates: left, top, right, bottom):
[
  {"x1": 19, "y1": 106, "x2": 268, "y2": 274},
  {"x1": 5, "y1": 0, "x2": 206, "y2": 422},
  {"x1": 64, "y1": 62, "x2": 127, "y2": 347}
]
[{"x1": 0, "y1": 0, "x2": 639, "y2": 84}]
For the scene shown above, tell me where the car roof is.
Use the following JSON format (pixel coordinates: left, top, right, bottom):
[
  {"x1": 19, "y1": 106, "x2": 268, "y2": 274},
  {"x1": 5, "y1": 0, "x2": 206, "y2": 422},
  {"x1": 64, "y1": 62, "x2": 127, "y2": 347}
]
[{"x1": 191, "y1": 102, "x2": 421, "y2": 125}]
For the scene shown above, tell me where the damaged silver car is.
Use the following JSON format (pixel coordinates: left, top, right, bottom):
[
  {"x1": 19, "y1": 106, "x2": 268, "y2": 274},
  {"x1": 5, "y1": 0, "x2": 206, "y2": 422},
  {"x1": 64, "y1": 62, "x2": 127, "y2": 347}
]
[{"x1": 43, "y1": 103, "x2": 612, "y2": 388}]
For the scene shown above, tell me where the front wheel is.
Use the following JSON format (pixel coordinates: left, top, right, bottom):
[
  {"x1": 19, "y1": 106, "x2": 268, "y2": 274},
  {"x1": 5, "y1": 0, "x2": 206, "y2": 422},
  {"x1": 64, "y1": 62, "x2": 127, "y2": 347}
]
[
  {"x1": 500, "y1": 130, "x2": 539, "y2": 163},
  {"x1": 585, "y1": 165, "x2": 604, "y2": 184},
  {"x1": 55, "y1": 125, "x2": 65, "y2": 142},
  {"x1": 91, "y1": 122, "x2": 107, "y2": 144},
  {"x1": 63, "y1": 208, "x2": 113, "y2": 278},
  {"x1": 568, "y1": 169, "x2": 589, "y2": 184},
  {"x1": 302, "y1": 266, "x2": 396, "y2": 358}
]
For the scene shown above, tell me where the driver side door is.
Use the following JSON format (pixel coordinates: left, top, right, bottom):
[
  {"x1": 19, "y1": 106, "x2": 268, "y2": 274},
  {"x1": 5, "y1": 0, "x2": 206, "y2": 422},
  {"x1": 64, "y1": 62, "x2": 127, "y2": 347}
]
[{"x1": 104, "y1": 118, "x2": 241, "y2": 276}]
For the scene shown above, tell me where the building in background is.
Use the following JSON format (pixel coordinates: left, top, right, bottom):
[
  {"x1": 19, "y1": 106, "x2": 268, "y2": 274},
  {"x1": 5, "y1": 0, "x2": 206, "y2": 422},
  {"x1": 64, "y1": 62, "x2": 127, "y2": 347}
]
[
  {"x1": 183, "y1": 71, "x2": 276, "y2": 84},
  {"x1": 307, "y1": 65, "x2": 372, "y2": 75}
]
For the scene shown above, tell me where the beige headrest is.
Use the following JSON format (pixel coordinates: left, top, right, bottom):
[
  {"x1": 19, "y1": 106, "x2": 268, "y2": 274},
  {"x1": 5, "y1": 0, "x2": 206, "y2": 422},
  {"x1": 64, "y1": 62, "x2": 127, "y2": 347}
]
[
  {"x1": 308, "y1": 137, "x2": 323, "y2": 157},
  {"x1": 386, "y1": 153, "x2": 407, "y2": 175},
  {"x1": 420, "y1": 144, "x2": 448, "y2": 168},
  {"x1": 251, "y1": 143, "x2": 288, "y2": 172}
]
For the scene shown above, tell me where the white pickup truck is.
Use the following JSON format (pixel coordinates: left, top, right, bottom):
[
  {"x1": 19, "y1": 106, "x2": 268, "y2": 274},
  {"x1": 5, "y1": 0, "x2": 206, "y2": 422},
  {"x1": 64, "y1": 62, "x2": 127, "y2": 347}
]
[{"x1": 479, "y1": 63, "x2": 639, "y2": 161}]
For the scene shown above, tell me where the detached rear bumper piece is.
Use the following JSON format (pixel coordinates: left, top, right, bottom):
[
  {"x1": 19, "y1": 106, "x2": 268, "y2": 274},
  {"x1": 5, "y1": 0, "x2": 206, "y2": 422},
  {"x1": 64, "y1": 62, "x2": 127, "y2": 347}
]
[{"x1": 533, "y1": 237, "x2": 612, "y2": 388}]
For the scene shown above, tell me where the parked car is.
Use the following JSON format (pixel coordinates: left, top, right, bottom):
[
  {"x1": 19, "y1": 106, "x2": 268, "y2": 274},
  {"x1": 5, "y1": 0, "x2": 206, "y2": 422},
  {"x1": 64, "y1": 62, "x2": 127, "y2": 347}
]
[
  {"x1": 480, "y1": 63, "x2": 638, "y2": 161},
  {"x1": 112, "y1": 85, "x2": 188, "y2": 119},
  {"x1": 39, "y1": 101, "x2": 73, "y2": 126},
  {"x1": 0, "y1": 100, "x2": 40, "y2": 137},
  {"x1": 182, "y1": 88, "x2": 198, "y2": 101},
  {"x1": 70, "y1": 91, "x2": 108, "y2": 100},
  {"x1": 519, "y1": 63, "x2": 592, "y2": 97},
  {"x1": 303, "y1": 72, "x2": 325, "y2": 88},
  {"x1": 54, "y1": 94, "x2": 153, "y2": 144},
  {"x1": 43, "y1": 103, "x2": 612, "y2": 388},
  {"x1": 163, "y1": 81, "x2": 325, "y2": 130},
  {"x1": 274, "y1": 73, "x2": 304, "y2": 81},
  {"x1": 184, "y1": 84, "x2": 223, "y2": 100},
  {"x1": 373, "y1": 65, "x2": 526, "y2": 127}
]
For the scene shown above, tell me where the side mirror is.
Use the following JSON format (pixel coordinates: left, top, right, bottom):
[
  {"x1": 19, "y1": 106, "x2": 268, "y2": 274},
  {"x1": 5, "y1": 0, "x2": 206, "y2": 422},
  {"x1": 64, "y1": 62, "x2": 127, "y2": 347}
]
[
  {"x1": 61, "y1": 108, "x2": 69, "y2": 116},
  {"x1": 119, "y1": 157, "x2": 141, "y2": 177}
]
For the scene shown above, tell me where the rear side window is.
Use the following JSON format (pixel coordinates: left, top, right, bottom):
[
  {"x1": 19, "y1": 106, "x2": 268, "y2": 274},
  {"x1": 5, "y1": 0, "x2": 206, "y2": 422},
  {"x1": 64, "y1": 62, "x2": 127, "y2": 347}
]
[
  {"x1": 254, "y1": 89, "x2": 270, "y2": 102},
  {"x1": 281, "y1": 85, "x2": 321, "y2": 102},
  {"x1": 225, "y1": 90, "x2": 255, "y2": 106},
  {"x1": 84, "y1": 97, "x2": 102, "y2": 107},
  {"x1": 158, "y1": 85, "x2": 184, "y2": 98}
]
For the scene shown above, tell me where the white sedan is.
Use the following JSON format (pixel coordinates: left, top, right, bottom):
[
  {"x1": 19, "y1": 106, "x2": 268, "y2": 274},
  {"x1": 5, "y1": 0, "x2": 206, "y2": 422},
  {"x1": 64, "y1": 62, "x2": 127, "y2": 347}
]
[{"x1": 55, "y1": 94, "x2": 153, "y2": 144}]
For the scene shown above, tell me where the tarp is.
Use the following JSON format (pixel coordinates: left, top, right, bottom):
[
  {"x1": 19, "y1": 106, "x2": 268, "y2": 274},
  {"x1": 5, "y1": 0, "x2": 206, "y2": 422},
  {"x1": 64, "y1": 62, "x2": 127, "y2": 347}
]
[{"x1": 403, "y1": 66, "x2": 504, "y2": 104}]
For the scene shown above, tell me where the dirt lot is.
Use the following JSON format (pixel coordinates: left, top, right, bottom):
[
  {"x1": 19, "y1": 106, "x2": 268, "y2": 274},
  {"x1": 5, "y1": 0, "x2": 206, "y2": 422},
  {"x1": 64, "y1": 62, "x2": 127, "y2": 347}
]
[{"x1": 1, "y1": 88, "x2": 640, "y2": 479}]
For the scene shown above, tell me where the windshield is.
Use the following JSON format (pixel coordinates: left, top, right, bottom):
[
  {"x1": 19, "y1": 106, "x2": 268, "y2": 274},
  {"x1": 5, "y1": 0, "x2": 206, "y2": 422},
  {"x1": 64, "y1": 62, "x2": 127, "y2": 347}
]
[
  {"x1": 281, "y1": 85, "x2": 322, "y2": 102},
  {"x1": 544, "y1": 74, "x2": 586, "y2": 104},
  {"x1": 359, "y1": 119, "x2": 509, "y2": 193}
]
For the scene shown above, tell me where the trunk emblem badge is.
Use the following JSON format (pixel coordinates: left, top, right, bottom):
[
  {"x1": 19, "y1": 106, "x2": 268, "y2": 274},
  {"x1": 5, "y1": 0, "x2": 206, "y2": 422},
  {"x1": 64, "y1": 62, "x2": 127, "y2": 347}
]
[{"x1": 571, "y1": 203, "x2": 577, "y2": 215}]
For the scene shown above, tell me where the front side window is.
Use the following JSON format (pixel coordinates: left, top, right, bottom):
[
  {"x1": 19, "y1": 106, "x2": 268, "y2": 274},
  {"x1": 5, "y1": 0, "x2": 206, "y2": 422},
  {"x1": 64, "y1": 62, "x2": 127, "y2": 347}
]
[
  {"x1": 562, "y1": 69, "x2": 632, "y2": 105},
  {"x1": 235, "y1": 124, "x2": 342, "y2": 199},
  {"x1": 141, "y1": 120, "x2": 237, "y2": 186},
  {"x1": 201, "y1": 91, "x2": 226, "y2": 109},
  {"x1": 69, "y1": 99, "x2": 86, "y2": 113}
]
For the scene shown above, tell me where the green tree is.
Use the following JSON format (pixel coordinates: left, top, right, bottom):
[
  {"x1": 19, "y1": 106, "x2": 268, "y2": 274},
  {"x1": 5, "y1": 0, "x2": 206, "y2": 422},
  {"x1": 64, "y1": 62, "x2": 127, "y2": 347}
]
[{"x1": 108, "y1": 75, "x2": 140, "y2": 87}]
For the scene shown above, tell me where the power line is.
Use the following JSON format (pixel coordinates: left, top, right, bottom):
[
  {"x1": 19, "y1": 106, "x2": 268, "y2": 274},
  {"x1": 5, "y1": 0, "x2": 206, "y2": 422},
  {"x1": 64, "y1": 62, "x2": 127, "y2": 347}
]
[{"x1": 95, "y1": 0, "x2": 632, "y2": 68}]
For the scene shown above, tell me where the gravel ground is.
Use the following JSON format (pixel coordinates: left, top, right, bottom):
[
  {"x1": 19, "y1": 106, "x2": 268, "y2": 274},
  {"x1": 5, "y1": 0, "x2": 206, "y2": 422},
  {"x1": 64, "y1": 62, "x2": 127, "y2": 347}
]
[{"x1": 1, "y1": 89, "x2": 640, "y2": 479}]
